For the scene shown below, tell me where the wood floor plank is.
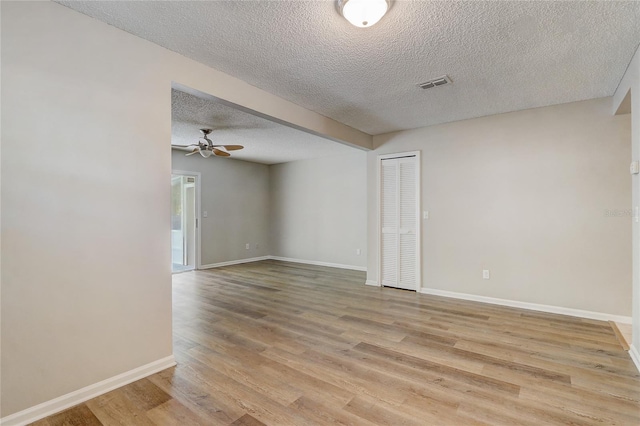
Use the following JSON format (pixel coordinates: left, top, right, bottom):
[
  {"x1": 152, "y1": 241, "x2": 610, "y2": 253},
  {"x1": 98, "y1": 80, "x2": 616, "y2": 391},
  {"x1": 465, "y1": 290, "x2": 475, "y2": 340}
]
[
  {"x1": 288, "y1": 396, "x2": 378, "y2": 426},
  {"x1": 518, "y1": 385, "x2": 640, "y2": 425},
  {"x1": 32, "y1": 260, "x2": 640, "y2": 425},
  {"x1": 353, "y1": 341, "x2": 521, "y2": 395},
  {"x1": 85, "y1": 387, "x2": 156, "y2": 426},
  {"x1": 42, "y1": 404, "x2": 103, "y2": 426},
  {"x1": 178, "y1": 351, "x2": 312, "y2": 425},
  {"x1": 343, "y1": 395, "x2": 426, "y2": 426},
  {"x1": 403, "y1": 334, "x2": 572, "y2": 383},
  {"x1": 145, "y1": 399, "x2": 209, "y2": 425},
  {"x1": 121, "y1": 379, "x2": 172, "y2": 411},
  {"x1": 186, "y1": 345, "x2": 303, "y2": 406},
  {"x1": 230, "y1": 413, "x2": 268, "y2": 426},
  {"x1": 147, "y1": 363, "x2": 245, "y2": 423}
]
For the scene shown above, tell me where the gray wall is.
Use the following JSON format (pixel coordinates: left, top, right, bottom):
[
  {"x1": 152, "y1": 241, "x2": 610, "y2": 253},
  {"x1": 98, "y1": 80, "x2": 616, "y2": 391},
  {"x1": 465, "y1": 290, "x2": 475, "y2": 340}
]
[
  {"x1": 2, "y1": 2, "x2": 174, "y2": 416},
  {"x1": 367, "y1": 97, "x2": 632, "y2": 316},
  {"x1": 172, "y1": 151, "x2": 270, "y2": 265},
  {"x1": 0, "y1": 1, "x2": 368, "y2": 418},
  {"x1": 172, "y1": 150, "x2": 368, "y2": 270},
  {"x1": 269, "y1": 152, "x2": 367, "y2": 268}
]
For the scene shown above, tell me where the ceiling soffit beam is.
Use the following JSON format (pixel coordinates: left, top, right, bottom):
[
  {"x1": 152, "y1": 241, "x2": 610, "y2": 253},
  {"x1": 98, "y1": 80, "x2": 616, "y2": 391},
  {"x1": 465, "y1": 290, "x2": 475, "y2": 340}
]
[{"x1": 171, "y1": 82, "x2": 373, "y2": 151}]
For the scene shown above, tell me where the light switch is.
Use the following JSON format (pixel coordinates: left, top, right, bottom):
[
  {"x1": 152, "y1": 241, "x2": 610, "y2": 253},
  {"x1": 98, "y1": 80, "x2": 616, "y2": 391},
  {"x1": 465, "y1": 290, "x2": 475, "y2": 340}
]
[
  {"x1": 631, "y1": 161, "x2": 639, "y2": 175},
  {"x1": 203, "y1": 211, "x2": 208, "y2": 218},
  {"x1": 423, "y1": 211, "x2": 429, "y2": 220}
]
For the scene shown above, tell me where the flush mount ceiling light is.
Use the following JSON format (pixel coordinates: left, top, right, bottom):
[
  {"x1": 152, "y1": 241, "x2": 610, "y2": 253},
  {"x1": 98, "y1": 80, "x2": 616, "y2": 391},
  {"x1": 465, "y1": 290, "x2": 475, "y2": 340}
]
[{"x1": 337, "y1": 0, "x2": 390, "y2": 28}]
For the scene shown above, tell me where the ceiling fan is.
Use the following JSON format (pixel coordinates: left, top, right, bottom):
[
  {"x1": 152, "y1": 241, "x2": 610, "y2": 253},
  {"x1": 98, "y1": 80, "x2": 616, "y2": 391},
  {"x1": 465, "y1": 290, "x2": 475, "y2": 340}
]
[{"x1": 175, "y1": 129, "x2": 244, "y2": 158}]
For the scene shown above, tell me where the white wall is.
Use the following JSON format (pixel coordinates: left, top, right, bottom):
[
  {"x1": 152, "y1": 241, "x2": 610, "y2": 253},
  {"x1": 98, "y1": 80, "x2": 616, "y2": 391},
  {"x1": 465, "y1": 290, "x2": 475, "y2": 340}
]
[
  {"x1": 270, "y1": 152, "x2": 367, "y2": 269},
  {"x1": 2, "y1": 2, "x2": 173, "y2": 417},
  {"x1": 614, "y1": 43, "x2": 640, "y2": 353},
  {"x1": 172, "y1": 151, "x2": 270, "y2": 265},
  {"x1": 368, "y1": 98, "x2": 632, "y2": 317},
  {"x1": 0, "y1": 1, "x2": 369, "y2": 418}
]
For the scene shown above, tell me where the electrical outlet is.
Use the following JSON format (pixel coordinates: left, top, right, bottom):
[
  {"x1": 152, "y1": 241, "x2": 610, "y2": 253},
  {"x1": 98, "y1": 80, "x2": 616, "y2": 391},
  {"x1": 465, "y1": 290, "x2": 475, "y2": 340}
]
[
  {"x1": 356, "y1": 248, "x2": 361, "y2": 255},
  {"x1": 482, "y1": 269, "x2": 490, "y2": 280},
  {"x1": 245, "y1": 243, "x2": 250, "y2": 250}
]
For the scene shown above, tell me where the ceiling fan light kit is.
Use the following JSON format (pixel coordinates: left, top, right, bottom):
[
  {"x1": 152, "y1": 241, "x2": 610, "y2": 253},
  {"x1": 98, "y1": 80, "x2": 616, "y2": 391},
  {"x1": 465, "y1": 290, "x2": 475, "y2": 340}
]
[
  {"x1": 175, "y1": 128, "x2": 244, "y2": 159},
  {"x1": 337, "y1": 0, "x2": 390, "y2": 28}
]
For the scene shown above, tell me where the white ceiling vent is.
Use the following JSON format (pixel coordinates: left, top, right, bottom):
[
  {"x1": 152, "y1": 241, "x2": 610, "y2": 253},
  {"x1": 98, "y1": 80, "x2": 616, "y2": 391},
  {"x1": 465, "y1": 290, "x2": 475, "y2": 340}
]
[{"x1": 417, "y1": 75, "x2": 452, "y2": 90}]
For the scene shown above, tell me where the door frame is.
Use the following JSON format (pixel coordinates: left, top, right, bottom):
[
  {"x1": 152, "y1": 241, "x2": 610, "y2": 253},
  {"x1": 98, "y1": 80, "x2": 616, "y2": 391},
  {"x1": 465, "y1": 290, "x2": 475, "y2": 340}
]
[
  {"x1": 377, "y1": 151, "x2": 422, "y2": 291},
  {"x1": 172, "y1": 169, "x2": 202, "y2": 270}
]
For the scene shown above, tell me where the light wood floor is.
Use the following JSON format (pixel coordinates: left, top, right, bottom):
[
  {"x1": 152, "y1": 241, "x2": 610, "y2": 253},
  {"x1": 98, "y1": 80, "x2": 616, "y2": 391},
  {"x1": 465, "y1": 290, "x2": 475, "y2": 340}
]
[
  {"x1": 613, "y1": 322, "x2": 633, "y2": 350},
  {"x1": 33, "y1": 260, "x2": 640, "y2": 425}
]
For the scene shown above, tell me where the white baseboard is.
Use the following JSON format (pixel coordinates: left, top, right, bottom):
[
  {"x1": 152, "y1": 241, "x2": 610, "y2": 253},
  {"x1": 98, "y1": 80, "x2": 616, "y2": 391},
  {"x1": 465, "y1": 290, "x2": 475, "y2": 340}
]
[
  {"x1": 418, "y1": 288, "x2": 632, "y2": 324},
  {"x1": 629, "y1": 345, "x2": 640, "y2": 373},
  {"x1": 200, "y1": 256, "x2": 270, "y2": 269},
  {"x1": 365, "y1": 280, "x2": 380, "y2": 286},
  {"x1": 0, "y1": 355, "x2": 176, "y2": 426},
  {"x1": 200, "y1": 255, "x2": 366, "y2": 272},
  {"x1": 268, "y1": 256, "x2": 367, "y2": 272}
]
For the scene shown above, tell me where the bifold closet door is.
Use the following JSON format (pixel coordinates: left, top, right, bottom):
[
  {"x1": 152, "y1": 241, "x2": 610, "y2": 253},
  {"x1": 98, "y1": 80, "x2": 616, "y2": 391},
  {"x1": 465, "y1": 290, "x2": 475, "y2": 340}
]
[{"x1": 380, "y1": 156, "x2": 418, "y2": 290}]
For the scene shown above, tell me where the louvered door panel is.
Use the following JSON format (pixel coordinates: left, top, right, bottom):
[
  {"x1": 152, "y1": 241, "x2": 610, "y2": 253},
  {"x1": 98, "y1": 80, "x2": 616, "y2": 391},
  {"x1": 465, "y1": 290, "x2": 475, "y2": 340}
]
[
  {"x1": 381, "y1": 160, "x2": 397, "y2": 229},
  {"x1": 380, "y1": 160, "x2": 398, "y2": 286},
  {"x1": 381, "y1": 233, "x2": 397, "y2": 285},
  {"x1": 399, "y1": 233, "x2": 416, "y2": 287},
  {"x1": 379, "y1": 155, "x2": 419, "y2": 291},
  {"x1": 399, "y1": 159, "x2": 416, "y2": 230},
  {"x1": 398, "y1": 159, "x2": 417, "y2": 289}
]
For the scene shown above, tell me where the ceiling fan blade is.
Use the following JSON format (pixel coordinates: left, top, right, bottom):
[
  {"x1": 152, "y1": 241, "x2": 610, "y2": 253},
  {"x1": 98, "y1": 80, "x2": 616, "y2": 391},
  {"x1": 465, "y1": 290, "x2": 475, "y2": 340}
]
[
  {"x1": 216, "y1": 145, "x2": 243, "y2": 151},
  {"x1": 172, "y1": 143, "x2": 198, "y2": 147},
  {"x1": 212, "y1": 148, "x2": 230, "y2": 157},
  {"x1": 185, "y1": 149, "x2": 200, "y2": 156}
]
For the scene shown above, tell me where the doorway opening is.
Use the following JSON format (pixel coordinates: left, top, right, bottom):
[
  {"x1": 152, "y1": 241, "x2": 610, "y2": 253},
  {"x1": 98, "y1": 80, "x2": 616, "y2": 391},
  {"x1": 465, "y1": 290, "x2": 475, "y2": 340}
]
[{"x1": 171, "y1": 171, "x2": 201, "y2": 273}]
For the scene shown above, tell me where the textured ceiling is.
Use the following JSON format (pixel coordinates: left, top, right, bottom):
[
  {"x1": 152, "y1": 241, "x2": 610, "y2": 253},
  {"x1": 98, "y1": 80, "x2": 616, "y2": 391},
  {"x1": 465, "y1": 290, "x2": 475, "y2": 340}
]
[
  {"x1": 58, "y1": 1, "x2": 640, "y2": 135},
  {"x1": 171, "y1": 89, "x2": 359, "y2": 165}
]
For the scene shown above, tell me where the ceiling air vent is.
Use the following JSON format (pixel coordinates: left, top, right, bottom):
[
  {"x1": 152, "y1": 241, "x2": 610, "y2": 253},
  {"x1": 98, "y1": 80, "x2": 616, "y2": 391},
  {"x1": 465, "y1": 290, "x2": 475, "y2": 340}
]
[{"x1": 417, "y1": 75, "x2": 452, "y2": 90}]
